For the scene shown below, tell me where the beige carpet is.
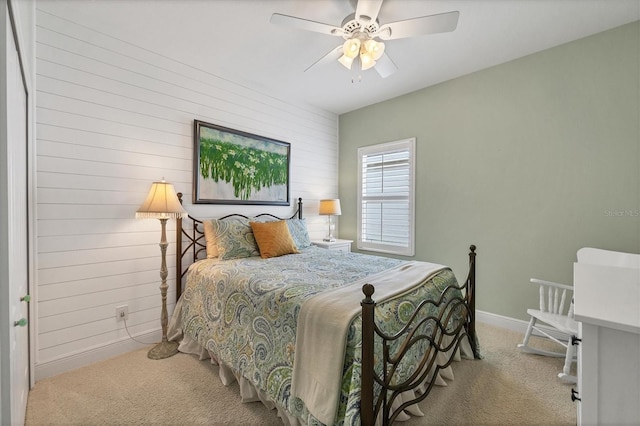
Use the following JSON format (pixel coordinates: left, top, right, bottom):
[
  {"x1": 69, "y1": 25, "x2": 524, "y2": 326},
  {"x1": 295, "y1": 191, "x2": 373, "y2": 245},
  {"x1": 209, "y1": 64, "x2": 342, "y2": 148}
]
[{"x1": 25, "y1": 322, "x2": 576, "y2": 425}]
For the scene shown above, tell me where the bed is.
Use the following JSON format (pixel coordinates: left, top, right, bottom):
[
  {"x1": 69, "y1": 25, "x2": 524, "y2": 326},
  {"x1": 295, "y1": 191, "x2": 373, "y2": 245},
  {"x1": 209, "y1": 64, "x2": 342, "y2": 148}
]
[{"x1": 168, "y1": 196, "x2": 480, "y2": 425}]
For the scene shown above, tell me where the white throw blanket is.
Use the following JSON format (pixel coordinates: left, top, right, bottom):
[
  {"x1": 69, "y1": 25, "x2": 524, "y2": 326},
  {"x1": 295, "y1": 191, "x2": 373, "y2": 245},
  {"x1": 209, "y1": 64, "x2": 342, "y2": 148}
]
[{"x1": 290, "y1": 261, "x2": 448, "y2": 425}]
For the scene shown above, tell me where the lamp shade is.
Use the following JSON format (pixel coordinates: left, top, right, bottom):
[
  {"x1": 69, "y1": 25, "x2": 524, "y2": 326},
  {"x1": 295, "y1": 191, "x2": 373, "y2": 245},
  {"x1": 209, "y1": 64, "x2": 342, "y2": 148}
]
[
  {"x1": 338, "y1": 54, "x2": 355, "y2": 69},
  {"x1": 360, "y1": 52, "x2": 376, "y2": 70},
  {"x1": 343, "y1": 38, "x2": 361, "y2": 59},
  {"x1": 363, "y1": 39, "x2": 385, "y2": 60},
  {"x1": 136, "y1": 180, "x2": 187, "y2": 219},
  {"x1": 319, "y1": 199, "x2": 342, "y2": 216}
]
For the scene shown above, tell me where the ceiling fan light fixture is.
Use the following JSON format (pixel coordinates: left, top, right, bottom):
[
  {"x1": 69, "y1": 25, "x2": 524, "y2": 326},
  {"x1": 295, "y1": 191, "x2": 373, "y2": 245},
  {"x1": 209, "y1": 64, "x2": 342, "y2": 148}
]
[
  {"x1": 342, "y1": 38, "x2": 361, "y2": 59},
  {"x1": 271, "y1": 5, "x2": 460, "y2": 79}
]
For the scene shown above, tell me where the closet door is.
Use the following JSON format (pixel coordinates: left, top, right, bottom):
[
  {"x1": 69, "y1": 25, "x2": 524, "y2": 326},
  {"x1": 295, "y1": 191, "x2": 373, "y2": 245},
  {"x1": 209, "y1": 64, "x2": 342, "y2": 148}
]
[{"x1": 1, "y1": 3, "x2": 30, "y2": 424}]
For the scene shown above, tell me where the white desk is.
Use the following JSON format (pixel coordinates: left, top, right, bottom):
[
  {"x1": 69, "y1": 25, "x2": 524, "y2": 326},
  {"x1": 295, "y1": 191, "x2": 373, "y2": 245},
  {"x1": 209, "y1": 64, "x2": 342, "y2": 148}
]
[{"x1": 573, "y1": 262, "x2": 640, "y2": 426}]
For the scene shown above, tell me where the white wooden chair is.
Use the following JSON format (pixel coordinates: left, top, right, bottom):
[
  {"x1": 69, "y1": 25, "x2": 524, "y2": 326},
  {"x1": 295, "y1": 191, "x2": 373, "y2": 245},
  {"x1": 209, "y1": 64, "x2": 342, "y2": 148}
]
[{"x1": 517, "y1": 278, "x2": 578, "y2": 383}]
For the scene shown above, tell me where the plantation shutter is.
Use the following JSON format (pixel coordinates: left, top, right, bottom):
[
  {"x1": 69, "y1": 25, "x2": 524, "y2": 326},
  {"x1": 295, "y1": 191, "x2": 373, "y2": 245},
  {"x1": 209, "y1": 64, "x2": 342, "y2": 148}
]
[{"x1": 357, "y1": 138, "x2": 415, "y2": 256}]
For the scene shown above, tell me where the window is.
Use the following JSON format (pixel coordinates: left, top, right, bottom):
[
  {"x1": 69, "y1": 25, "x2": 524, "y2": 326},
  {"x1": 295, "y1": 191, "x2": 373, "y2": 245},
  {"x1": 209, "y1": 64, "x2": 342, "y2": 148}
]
[{"x1": 357, "y1": 138, "x2": 415, "y2": 256}]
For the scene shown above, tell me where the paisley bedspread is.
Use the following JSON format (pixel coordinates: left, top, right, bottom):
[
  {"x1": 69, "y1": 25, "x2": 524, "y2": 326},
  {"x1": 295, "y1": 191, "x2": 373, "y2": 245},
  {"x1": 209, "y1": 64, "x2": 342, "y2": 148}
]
[{"x1": 177, "y1": 246, "x2": 463, "y2": 425}]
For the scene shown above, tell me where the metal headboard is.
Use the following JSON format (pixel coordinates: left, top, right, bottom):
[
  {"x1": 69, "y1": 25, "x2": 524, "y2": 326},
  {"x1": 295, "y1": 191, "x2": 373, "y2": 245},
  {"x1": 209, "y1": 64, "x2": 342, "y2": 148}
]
[{"x1": 174, "y1": 195, "x2": 303, "y2": 300}]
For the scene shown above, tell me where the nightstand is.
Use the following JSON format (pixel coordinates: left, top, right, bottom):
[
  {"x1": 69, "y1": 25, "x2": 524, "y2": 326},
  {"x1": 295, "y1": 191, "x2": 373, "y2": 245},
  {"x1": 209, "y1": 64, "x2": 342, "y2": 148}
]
[{"x1": 311, "y1": 239, "x2": 353, "y2": 253}]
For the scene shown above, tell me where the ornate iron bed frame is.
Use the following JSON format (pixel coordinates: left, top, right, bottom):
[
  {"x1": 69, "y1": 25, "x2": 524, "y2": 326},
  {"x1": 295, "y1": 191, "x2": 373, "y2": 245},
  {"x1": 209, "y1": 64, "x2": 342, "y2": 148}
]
[{"x1": 174, "y1": 195, "x2": 480, "y2": 426}]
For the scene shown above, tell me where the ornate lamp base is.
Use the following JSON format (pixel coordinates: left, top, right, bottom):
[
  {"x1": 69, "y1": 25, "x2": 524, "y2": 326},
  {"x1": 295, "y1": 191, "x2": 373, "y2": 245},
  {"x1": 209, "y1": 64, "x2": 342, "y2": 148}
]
[
  {"x1": 147, "y1": 339, "x2": 179, "y2": 360},
  {"x1": 147, "y1": 217, "x2": 179, "y2": 361}
]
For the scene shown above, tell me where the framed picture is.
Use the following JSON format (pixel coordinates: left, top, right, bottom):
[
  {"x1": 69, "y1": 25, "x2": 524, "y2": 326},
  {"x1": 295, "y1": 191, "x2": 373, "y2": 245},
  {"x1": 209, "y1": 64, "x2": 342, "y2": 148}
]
[{"x1": 193, "y1": 120, "x2": 290, "y2": 205}]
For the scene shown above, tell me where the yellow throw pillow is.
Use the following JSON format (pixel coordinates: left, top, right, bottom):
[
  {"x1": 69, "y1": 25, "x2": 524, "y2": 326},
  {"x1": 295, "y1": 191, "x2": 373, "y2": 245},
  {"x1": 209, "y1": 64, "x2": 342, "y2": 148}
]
[{"x1": 249, "y1": 220, "x2": 299, "y2": 259}]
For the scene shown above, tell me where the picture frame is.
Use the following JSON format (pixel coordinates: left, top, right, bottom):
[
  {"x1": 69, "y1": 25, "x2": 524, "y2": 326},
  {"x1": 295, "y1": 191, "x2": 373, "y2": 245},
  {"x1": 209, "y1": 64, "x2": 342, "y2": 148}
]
[{"x1": 193, "y1": 120, "x2": 290, "y2": 205}]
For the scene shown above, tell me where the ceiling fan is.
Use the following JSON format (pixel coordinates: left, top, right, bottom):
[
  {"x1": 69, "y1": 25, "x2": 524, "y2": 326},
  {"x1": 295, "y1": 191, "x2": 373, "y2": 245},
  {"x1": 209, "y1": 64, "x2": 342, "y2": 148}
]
[{"x1": 270, "y1": 0, "x2": 459, "y2": 78}]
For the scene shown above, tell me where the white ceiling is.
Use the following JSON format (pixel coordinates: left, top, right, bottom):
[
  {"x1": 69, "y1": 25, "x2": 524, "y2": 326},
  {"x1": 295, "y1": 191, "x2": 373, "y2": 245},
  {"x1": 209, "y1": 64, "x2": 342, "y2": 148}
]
[{"x1": 40, "y1": 0, "x2": 640, "y2": 114}]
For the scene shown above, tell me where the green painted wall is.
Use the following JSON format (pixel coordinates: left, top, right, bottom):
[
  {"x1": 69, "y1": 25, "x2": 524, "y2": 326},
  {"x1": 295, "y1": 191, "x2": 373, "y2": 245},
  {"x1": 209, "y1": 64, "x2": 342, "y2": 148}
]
[{"x1": 338, "y1": 21, "x2": 640, "y2": 321}]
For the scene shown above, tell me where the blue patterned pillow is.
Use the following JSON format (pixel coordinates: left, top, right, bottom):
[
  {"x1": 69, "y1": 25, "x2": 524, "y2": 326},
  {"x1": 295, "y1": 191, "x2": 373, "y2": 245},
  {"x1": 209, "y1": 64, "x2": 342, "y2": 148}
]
[
  {"x1": 212, "y1": 218, "x2": 260, "y2": 260},
  {"x1": 286, "y1": 218, "x2": 312, "y2": 249}
]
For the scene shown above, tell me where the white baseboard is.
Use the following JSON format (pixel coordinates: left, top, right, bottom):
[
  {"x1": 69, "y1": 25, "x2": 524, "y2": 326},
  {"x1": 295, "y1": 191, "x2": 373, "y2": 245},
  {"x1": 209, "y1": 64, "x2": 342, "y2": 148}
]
[
  {"x1": 476, "y1": 310, "x2": 529, "y2": 332},
  {"x1": 35, "y1": 329, "x2": 162, "y2": 381},
  {"x1": 476, "y1": 310, "x2": 569, "y2": 341}
]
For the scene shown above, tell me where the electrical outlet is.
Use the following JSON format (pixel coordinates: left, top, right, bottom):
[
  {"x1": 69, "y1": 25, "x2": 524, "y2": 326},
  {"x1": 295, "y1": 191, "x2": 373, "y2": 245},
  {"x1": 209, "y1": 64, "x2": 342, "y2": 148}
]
[{"x1": 116, "y1": 305, "x2": 128, "y2": 321}]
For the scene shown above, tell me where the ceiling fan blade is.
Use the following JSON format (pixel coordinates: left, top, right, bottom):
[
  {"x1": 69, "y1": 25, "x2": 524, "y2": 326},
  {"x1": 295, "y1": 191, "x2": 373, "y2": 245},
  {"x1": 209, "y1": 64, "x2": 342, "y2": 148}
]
[
  {"x1": 270, "y1": 13, "x2": 344, "y2": 36},
  {"x1": 377, "y1": 11, "x2": 460, "y2": 40},
  {"x1": 355, "y1": 0, "x2": 384, "y2": 24},
  {"x1": 374, "y1": 53, "x2": 398, "y2": 78},
  {"x1": 304, "y1": 46, "x2": 343, "y2": 73}
]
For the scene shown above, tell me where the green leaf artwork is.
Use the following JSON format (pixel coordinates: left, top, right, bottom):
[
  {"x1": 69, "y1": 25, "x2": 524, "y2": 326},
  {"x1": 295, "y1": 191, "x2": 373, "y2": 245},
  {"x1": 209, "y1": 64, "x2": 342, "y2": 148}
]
[{"x1": 196, "y1": 123, "x2": 289, "y2": 203}]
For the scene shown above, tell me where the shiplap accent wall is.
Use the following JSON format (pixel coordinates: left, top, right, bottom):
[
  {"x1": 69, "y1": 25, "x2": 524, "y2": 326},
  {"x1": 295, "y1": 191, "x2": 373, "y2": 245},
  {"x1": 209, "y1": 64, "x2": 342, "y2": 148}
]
[{"x1": 35, "y1": 7, "x2": 338, "y2": 379}]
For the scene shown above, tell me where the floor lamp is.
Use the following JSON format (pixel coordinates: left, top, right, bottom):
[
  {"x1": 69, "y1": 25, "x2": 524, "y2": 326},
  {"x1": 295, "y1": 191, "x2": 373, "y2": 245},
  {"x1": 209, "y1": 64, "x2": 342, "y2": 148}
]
[{"x1": 136, "y1": 179, "x2": 187, "y2": 360}]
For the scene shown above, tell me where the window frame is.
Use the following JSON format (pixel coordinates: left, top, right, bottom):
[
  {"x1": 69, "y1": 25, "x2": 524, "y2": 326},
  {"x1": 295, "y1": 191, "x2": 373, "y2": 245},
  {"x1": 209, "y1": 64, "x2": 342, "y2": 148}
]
[{"x1": 357, "y1": 137, "x2": 416, "y2": 256}]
